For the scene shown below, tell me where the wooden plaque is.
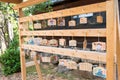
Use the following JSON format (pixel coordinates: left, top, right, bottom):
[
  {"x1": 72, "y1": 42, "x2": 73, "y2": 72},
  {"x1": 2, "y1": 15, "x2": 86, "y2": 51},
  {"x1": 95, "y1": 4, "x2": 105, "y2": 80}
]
[
  {"x1": 41, "y1": 39, "x2": 48, "y2": 46},
  {"x1": 59, "y1": 38, "x2": 66, "y2": 47},
  {"x1": 57, "y1": 17, "x2": 65, "y2": 26},
  {"x1": 93, "y1": 67, "x2": 106, "y2": 78},
  {"x1": 92, "y1": 42, "x2": 106, "y2": 51},
  {"x1": 34, "y1": 23, "x2": 42, "y2": 29},
  {"x1": 42, "y1": 57, "x2": 51, "y2": 63},
  {"x1": 97, "y1": 15, "x2": 103, "y2": 23},
  {"x1": 67, "y1": 60, "x2": 77, "y2": 70},
  {"x1": 79, "y1": 62, "x2": 93, "y2": 72},
  {"x1": 48, "y1": 19, "x2": 56, "y2": 26},
  {"x1": 80, "y1": 17, "x2": 87, "y2": 24},
  {"x1": 33, "y1": 38, "x2": 42, "y2": 45},
  {"x1": 41, "y1": 20, "x2": 47, "y2": 28},
  {"x1": 69, "y1": 40, "x2": 77, "y2": 47},
  {"x1": 83, "y1": 39, "x2": 87, "y2": 50},
  {"x1": 69, "y1": 20, "x2": 76, "y2": 26},
  {"x1": 49, "y1": 39, "x2": 58, "y2": 47}
]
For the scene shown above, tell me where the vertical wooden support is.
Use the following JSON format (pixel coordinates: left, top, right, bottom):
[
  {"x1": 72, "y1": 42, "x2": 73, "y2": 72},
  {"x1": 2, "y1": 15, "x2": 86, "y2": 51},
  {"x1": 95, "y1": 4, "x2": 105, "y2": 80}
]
[
  {"x1": 33, "y1": 55, "x2": 43, "y2": 80},
  {"x1": 106, "y1": 0, "x2": 116, "y2": 80},
  {"x1": 18, "y1": 9, "x2": 26, "y2": 80},
  {"x1": 116, "y1": 0, "x2": 120, "y2": 79}
]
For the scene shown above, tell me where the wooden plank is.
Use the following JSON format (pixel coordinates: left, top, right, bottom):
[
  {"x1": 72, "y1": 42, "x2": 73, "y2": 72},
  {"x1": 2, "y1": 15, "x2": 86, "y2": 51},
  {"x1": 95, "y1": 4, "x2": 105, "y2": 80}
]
[
  {"x1": 18, "y1": 9, "x2": 26, "y2": 80},
  {"x1": 21, "y1": 29, "x2": 106, "y2": 37},
  {"x1": 116, "y1": 0, "x2": 120, "y2": 79},
  {"x1": 33, "y1": 55, "x2": 43, "y2": 80},
  {"x1": 21, "y1": 44, "x2": 106, "y2": 63},
  {"x1": 106, "y1": 0, "x2": 116, "y2": 80},
  {"x1": 26, "y1": 60, "x2": 40, "y2": 67},
  {"x1": 0, "y1": 0, "x2": 22, "y2": 4},
  {"x1": 13, "y1": 0, "x2": 47, "y2": 10},
  {"x1": 19, "y1": 2, "x2": 106, "y2": 22}
]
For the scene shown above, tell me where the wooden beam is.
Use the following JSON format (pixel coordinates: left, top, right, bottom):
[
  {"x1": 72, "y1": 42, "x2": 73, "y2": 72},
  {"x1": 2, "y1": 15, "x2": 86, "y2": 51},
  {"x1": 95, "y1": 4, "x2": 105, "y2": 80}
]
[
  {"x1": 33, "y1": 55, "x2": 43, "y2": 80},
  {"x1": 21, "y1": 44, "x2": 106, "y2": 63},
  {"x1": 13, "y1": 0, "x2": 47, "y2": 10},
  {"x1": 19, "y1": 2, "x2": 106, "y2": 22},
  {"x1": 18, "y1": 9, "x2": 26, "y2": 80},
  {"x1": 21, "y1": 29, "x2": 106, "y2": 37},
  {"x1": 0, "y1": 0, "x2": 22, "y2": 4},
  {"x1": 106, "y1": 0, "x2": 116, "y2": 80},
  {"x1": 116, "y1": 0, "x2": 120, "y2": 79}
]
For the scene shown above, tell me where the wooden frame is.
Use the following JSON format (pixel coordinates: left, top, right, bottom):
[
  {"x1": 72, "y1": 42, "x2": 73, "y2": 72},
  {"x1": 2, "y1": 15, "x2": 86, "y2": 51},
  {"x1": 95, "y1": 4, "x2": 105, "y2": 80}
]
[
  {"x1": 14, "y1": 0, "x2": 120, "y2": 80},
  {"x1": 0, "y1": 0, "x2": 22, "y2": 4}
]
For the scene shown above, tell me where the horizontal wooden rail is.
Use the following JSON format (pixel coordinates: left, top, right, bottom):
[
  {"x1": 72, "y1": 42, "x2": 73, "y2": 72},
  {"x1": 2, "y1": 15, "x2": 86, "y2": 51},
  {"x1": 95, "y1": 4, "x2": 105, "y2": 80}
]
[
  {"x1": 21, "y1": 29, "x2": 106, "y2": 37},
  {"x1": 14, "y1": 0, "x2": 47, "y2": 10},
  {"x1": 19, "y1": 2, "x2": 106, "y2": 22},
  {"x1": 21, "y1": 44, "x2": 106, "y2": 63}
]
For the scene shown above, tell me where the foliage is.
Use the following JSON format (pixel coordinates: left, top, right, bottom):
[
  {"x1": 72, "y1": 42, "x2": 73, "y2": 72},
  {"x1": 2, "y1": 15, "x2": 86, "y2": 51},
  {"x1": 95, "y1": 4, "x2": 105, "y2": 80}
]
[
  {"x1": 24, "y1": 0, "x2": 53, "y2": 16},
  {"x1": 0, "y1": 33, "x2": 20, "y2": 76}
]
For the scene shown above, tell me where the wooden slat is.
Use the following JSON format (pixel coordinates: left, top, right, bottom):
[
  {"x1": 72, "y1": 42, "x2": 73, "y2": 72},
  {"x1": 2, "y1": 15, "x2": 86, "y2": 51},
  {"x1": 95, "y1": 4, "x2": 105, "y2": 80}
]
[
  {"x1": 26, "y1": 60, "x2": 40, "y2": 67},
  {"x1": 0, "y1": 0, "x2": 22, "y2": 4},
  {"x1": 14, "y1": 0, "x2": 47, "y2": 10},
  {"x1": 33, "y1": 55, "x2": 43, "y2": 80},
  {"x1": 21, "y1": 29, "x2": 106, "y2": 37},
  {"x1": 106, "y1": 0, "x2": 116, "y2": 80},
  {"x1": 21, "y1": 44, "x2": 106, "y2": 63},
  {"x1": 18, "y1": 9, "x2": 26, "y2": 80},
  {"x1": 19, "y1": 2, "x2": 106, "y2": 22}
]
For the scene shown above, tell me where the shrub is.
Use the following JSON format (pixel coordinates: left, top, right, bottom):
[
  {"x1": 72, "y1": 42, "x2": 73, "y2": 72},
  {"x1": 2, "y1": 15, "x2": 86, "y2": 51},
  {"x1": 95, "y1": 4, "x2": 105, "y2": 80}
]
[{"x1": 0, "y1": 35, "x2": 20, "y2": 76}]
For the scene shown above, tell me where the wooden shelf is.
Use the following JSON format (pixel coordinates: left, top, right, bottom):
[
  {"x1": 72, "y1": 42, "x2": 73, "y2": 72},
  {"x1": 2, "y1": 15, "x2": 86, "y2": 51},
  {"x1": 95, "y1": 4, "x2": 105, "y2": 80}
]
[
  {"x1": 21, "y1": 44, "x2": 106, "y2": 63},
  {"x1": 19, "y1": 2, "x2": 106, "y2": 22},
  {"x1": 21, "y1": 29, "x2": 106, "y2": 37}
]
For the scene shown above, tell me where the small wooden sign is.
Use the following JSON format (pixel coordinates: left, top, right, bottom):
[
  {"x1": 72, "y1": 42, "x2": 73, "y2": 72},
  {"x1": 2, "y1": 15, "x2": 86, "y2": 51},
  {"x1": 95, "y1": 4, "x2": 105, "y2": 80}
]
[
  {"x1": 48, "y1": 19, "x2": 56, "y2": 26},
  {"x1": 41, "y1": 20, "x2": 47, "y2": 28},
  {"x1": 42, "y1": 57, "x2": 51, "y2": 63},
  {"x1": 49, "y1": 39, "x2": 58, "y2": 47},
  {"x1": 57, "y1": 17, "x2": 65, "y2": 26},
  {"x1": 33, "y1": 38, "x2": 42, "y2": 45},
  {"x1": 69, "y1": 40, "x2": 77, "y2": 47},
  {"x1": 69, "y1": 20, "x2": 76, "y2": 26},
  {"x1": 97, "y1": 15, "x2": 103, "y2": 23},
  {"x1": 41, "y1": 39, "x2": 48, "y2": 46},
  {"x1": 34, "y1": 23, "x2": 42, "y2": 29},
  {"x1": 79, "y1": 62, "x2": 93, "y2": 72},
  {"x1": 59, "y1": 38, "x2": 66, "y2": 47},
  {"x1": 92, "y1": 42, "x2": 106, "y2": 51},
  {"x1": 59, "y1": 59, "x2": 67, "y2": 66},
  {"x1": 93, "y1": 67, "x2": 106, "y2": 78},
  {"x1": 66, "y1": 60, "x2": 77, "y2": 70},
  {"x1": 22, "y1": 22, "x2": 29, "y2": 31},
  {"x1": 80, "y1": 17, "x2": 87, "y2": 24}
]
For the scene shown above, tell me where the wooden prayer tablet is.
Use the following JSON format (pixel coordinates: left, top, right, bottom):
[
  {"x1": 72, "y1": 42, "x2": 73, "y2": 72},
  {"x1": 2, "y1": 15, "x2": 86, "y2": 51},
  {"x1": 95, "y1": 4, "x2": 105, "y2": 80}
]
[
  {"x1": 49, "y1": 39, "x2": 58, "y2": 47},
  {"x1": 92, "y1": 42, "x2": 106, "y2": 51},
  {"x1": 34, "y1": 23, "x2": 42, "y2": 29},
  {"x1": 79, "y1": 62, "x2": 93, "y2": 72},
  {"x1": 59, "y1": 38, "x2": 66, "y2": 47},
  {"x1": 41, "y1": 39, "x2": 48, "y2": 46},
  {"x1": 42, "y1": 57, "x2": 51, "y2": 63},
  {"x1": 66, "y1": 60, "x2": 77, "y2": 70},
  {"x1": 83, "y1": 39, "x2": 87, "y2": 50},
  {"x1": 93, "y1": 67, "x2": 106, "y2": 78},
  {"x1": 48, "y1": 19, "x2": 56, "y2": 26},
  {"x1": 41, "y1": 20, "x2": 47, "y2": 28},
  {"x1": 57, "y1": 17, "x2": 65, "y2": 26},
  {"x1": 69, "y1": 40, "x2": 77, "y2": 47},
  {"x1": 28, "y1": 38, "x2": 34, "y2": 45},
  {"x1": 97, "y1": 15, "x2": 103, "y2": 23},
  {"x1": 80, "y1": 17, "x2": 87, "y2": 24},
  {"x1": 24, "y1": 37, "x2": 30, "y2": 42},
  {"x1": 69, "y1": 20, "x2": 76, "y2": 26},
  {"x1": 33, "y1": 38, "x2": 42, "y2": 45}
]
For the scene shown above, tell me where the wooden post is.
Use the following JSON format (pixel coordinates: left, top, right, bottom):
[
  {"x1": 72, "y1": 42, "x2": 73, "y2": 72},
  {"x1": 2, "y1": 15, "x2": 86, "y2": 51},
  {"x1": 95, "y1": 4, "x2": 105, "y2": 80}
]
[
  {"x1": 33, "y1": 55, "x2": 43, "y2": 80},
  {"x1": 18, "y1": 9, "x2": 26, "y2": 80},
  {"x1": 116, "y1": 0, "x2": 120, "y2": 79},
  {"x1": 106, "y1": 0, "x2": 116, "y2": 80}
]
